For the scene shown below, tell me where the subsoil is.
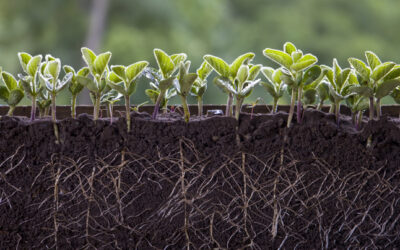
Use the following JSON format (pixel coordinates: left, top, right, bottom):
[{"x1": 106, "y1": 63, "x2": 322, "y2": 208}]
[{"x1": 0, "y1": 108, "x2": 400, "y2": 249}]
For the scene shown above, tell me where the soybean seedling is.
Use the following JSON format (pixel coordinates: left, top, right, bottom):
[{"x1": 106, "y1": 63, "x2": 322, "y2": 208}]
[
  {"x1": 191, "y1": 60, "x2": 213, "y2": 116},
  {"x1": 147, "y1": 49, "x2": 186, "y2": 119},
  {"x1": 348, "y1": 51, "x2": 400, "y2": 120},
  {"x1": 391, "y1": 87, "x2": 400, "y2": 118},
  {"x1": 316, "y1": 81, "x2": 330, "y2": 111},
  {"x1": 263, "y1": 42, "x2": 319, "y2": 127},
  {"x1": 131, "y1": 101, "x2": 148, "y2": 113},
  {"x1": 107, "y1": 61, "x2": 148, "y2": 132},
  {"x1": 37, "y1": 90, "x2": 51, "y2": 118},
  {"x1": 323, "y1": 59, "x2": 355, "y2": 124},
  {"x1": 0, "y1": 71, "x2": 24, "y2": 116},
  {"x1": 17, "y1": 52, "x2": 43, "y2": 121},
  {"x1": 39, "y1": 55, "x2": 73, "y2": 123},
  {"x1": 145, "y1": 81, "x2": 177, "y2": 113},
  {"x1": 204, "y1": 53, "x2": 255, "y2": 117},
  {"x1": 343, "y1": 74, "x2": 369, "y2": 129},
  {"x1": 76, "y1": 47, "x2": 112, "y2": 120},
  {"x1": 63, "y1": 66, "x2": 90, "y2": 118},
  {"x1": 100, "y1": 89, "x2": 123, "y2": 122},
  {"x1": 174, "y1": 61, "x2": 198, "y2": 122},
  {"x1": 261, "y1": 67, "x2": 286, "y2": 113},
  {"x1": 214, "y1": 64, "x2": 262, "y2": 120}
]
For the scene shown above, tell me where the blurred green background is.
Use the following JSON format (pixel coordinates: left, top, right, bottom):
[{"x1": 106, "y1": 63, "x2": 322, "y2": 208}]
[{"x1": 1, "y1": 0, "x2": 400, "y2": 106}]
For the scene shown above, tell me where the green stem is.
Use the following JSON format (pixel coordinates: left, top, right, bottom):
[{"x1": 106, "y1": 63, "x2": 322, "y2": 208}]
[
  {"x1": 125, "y1": 95, "x2": 131, "y2": 132},
  {"x1": 7, "y1": 106, "x2": 15, "y2": 116},
  {"x1": 71, "y1": 95, "x2": 77, "y2": 119},
  {"x1": 356, "y1": 111, "x2": 363, "y2": 130},
  {"x1": 30, "y1": 95, "x2": 36, "y2": 121},
  {"x1": 152, "y1": 91, "x2": 164, "y2": 119},
  {"x1": 235, "y1": 97, "x2": 244, "y2": 120},
  {"x1": 197, "y1": 97, "x2": 203, "y2": 116},
  {"x1": 376, "y1": 98, "x2": 381, "y2": 120},
  {"x1": 226, "y1": 93, "x2": 233, "y2": 117},
  {"x1": 297, "y1": 87, "x2": 303, "y2": 123},
  {"x1": 287, "y1": 88, "x2": 296, "y2": 128},
  {"x1": 94, "y1": 94, "x2": 100, "y2": 120},
  {"x1": 51, "y1": 93, "x2": 60, "y2": 144},
  {"x1": 369, "y1": 96, "x2": 374, "y2": 120},
  {"x1": 317, "y1": 100, "x2": 323, "y2": 111},
  {"x1": 335, "y1": 101, "x2": 340, "y2": 125},
  {"x1": 329, "y1": 103, "x2": 335, "y2": 114},
  {"x1": 109, "y1": 103, "x2": 114, "y2": 123},
  {"x1": 181, "y1": 95, "x2": 190, "y2": 122},
  {"x1": 272, "y1": 98, "x2": 278, "y2": 113}
]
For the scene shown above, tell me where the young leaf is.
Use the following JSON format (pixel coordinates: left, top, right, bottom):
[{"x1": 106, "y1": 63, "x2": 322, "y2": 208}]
[
  {"x1": 290, "y1": 54, "x2": 317, "y2": 71},
  {"x1": 284, "y1": 42, "x2": 297, "y2": 55},
  {"x1": 8, "y1": 89, "x2": 24, "y2": 106},
  {"x1": 371, "y1": 62, "x2": 395, "y2": 82},
  {"x1": 171, "y1": 53, "x2": 187, "y2": 68},
  {"x1": 229, "y1": 53, "x2": 255, "y2": 78},
  {"x1": 348, "y1": 58, "x2": 370, "y2": 80},
  {"x1": 237, "y1": 65, "x2": 249, "y2": 84},
  {"x1": 261, "y1": 67, "x2": 274, "y2": 83},
  {"x1": 383, "y1": 65, "x2": 400, "y2": 81},
  {"x1": 76, "y1": 76, "x2": 98, "y2": 93},
  {"x1": 27, "y1": 55, "x2": 43, "y2": 77},
  {"x1": 261, "y1": 81, "x2": 278, "y2": 99},
  {"x1": 302, "y1": 65, "x2": 322, "y2": 86},
  {"x1": 248, "y1": 64, "x2": 262, "y2": 81},
  {"x1": 18, "y1": 52, "x2": 32, "y2": 73},
  {"x1": 317, "y1": 81, "x2": 330, "y2": 101},
  {"x1": 154, "y1": 49, "x2": 174, "y2": 78},
  {"x1": 158, "y1": 76, "x2": 176, "y2": 92},
  {"x1": 1, "y1": 72, "x2": 18, "y2": 90},
  {"x1": 45, "y1": 59, "x2": 61, "y2": 79},
  {"x1": 0, "y1": 86, "x2": 9, "y2": 102},
  {"x1": 93, "y1": 52, "x2": 112, "y2": 75},
  {"x1": 81, "y1": 47, "x2": 97, "y2": 67},
  {"x1": 126, "y1": 61, "x2": 149, "y2": 83},
  {"x1": 203, "y1": 55, "x2": 230, "y2": 78},
  {"x1": 303, "y1": 88, "x2": 317, "y2": 105},
  {"x1": 375, "y1": 79, "x2": 400, "y2": 99},
  {"x1": 348, "y1": 85, "x2": 373, "y2": 98},
  {"x1": 111, "y1": 65, "x2": 126, "y2": 79},
  {"x1": 240, "y1": 79, "x2": 261, "y2": 97},
  {"x1": 197, "y1": 61, "x2": 213, "y2": 80},
  {"x1": 365, "y1": 51, "x2": 381, "y2": 70},
  {"x1": 263, "y1": 49, "x2": 293, "y2": 69}
]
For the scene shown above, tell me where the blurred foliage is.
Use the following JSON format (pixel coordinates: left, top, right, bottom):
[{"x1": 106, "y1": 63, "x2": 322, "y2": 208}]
[{"x1": 1, "y1": 0, "x2": 400, "y2": 105}]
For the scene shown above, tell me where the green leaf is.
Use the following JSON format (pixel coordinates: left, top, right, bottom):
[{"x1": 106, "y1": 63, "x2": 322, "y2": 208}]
[
  {"x1": 240, "y1": 79, "x2": 260, "y2": 97},
  {"x1": 108, "y1": 71, "x2": 123, "y2": 84},
  {"x1": 159, "y1": 76, "x2": 175, "y2": 92},
  {"x1": 261, "y1": 67, "x2": 274, "y2": 83},
  {"x1": 171, "y1": 53, "x2": 187, "y2": 67},
  {"x1": 8, "y1": 89, "x2": 24, "y2": 106},
  {"x1": 93, "y1": 52, "x2": 111, "y2": 75},
  {"x1": 365, "y1": 51, "x2": 381, "y2": 70},
  {"x1": 179, "y1": 73, "x2": 198, "y2": 95},
  {"x1": 383, "y1": 65, "x2": 400, "y2": 81},
  {"x1": 19, "y1": 78, "x2": 33, "y2": 95},
  {"x1": 1, "y1": 72, "x2": 18, "y2": 90},
  {"x1": 81, "y1": 47, "x2": 97, "y2": 67},
  {"x1": 283, "y1": 42, "x2": 297, "y2": 55},
  {"x1": 213, "y1": 76, "x2": 235, "y2": 94},
  {"x1": 280, "y1": 71, "x2": 295, "y2": 86},
  {"x1": 272, "y1": 69, "x2": 283, "y2": 83},
  {"x1": 111, "y1": 65, "x2": 126, "y2": 79},
  {"x1": 27, "y1": 55, "x2": 43, "y2": 77},
  {"x1": 57, "y1": 72, "x2": 73, "y2": 92},
  {"x1": 263, "y1": 48, "x2": 293, "y2": 69},
  {"x1": 248, "y1": 64, "x2": 262, "y2": 81},
  {"x1": 107, "y1": 81, "x2": 126, "y2": 95},
  {"x1": 45, "y1": 59, "x2": 61, "y2": 79},
  {"x1": 63, "y1": 65, "x2": 75, "y2": 75},
  {"x1": 0, "y1": 86, "x2": 9, "y2": 102},
  {"x1": 317, "y1": 81, "x2": 330, "y2": 101},
  {"x1": 76, "y1": 75, "x2": 98, "y2": 93},
  {"x1": 375, "y1": 79, "x2": 400, "y2": 99},
  {"x1": 292, "y1": 51, "x2": 303, "y2": 62},
  {"x1": 302, "y1": 65, "x2": 322, "y2": 86},
  {"x1": 337, "y1": 68, "x2": 351, "y2": 90},
  {"x1": 348, "y1": 58, "x2": 370, "y2": 80},
  {"x1": 391, "y1": 87, "x2": 400, "y2": 104},
  {"x1": 290, "y1": 54, "x2": 317, "y2": 72},
  {"x1": 18, "y1": 52, "x2": 32, "y2": 73},
  {"x1": 69, "y1": 82, "x2": 84, "y2": 95},
  {"x1": 348, "y1": 85, "x2": 373, "y2": 98},
  {"x1": 126, "y1": 61, "x2": 148, "y2": 83},
  {"x1": 261, "y1": 81, "x2": 278, "y2": 99},
  {"x1": 237, "y1": 65, "x2": 249, "y2": 84},
  {"x1": 77, "y1": 67, "x2": 90, "y2": 77},
  {"x1": 197, "y1": 61, "x2": 213, "y2": 80},
  {"x1": 145, "y1": 89, "x2": 159, "y2": 104},
  {"x1": 303, "y1": 88, "x2": 317, "y2": 105},
  {"x1": 229, "y1": 53, "x2": 255, "y2": 78},
  {"x1": 154, "y1": 49, "x2": 174, "y2": 78},
  {"x1": 203, "y1": 55, "x2": 230, "y2": 78},
  {"x1": 371, "y1": 62, "x2": 395, "y2": 82}
]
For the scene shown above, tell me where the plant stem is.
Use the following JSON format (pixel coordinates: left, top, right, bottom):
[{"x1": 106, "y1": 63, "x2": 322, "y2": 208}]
[
  {"x1": 297, "y1": 87, "x2": 303, "y2": 124},
  {"x1": 317, "y1": 100, "x2": 323, "y2": 111},
  {"x1": 181, "y1": 95, "x2": 190, "y2": 123},
  {"x1": 45, "y1": 106, "x2": 50, "y2": 116},
  {"x1": 376, "y1": 98, "x2": 381, "y2": 120},
  {"x1": 329, "y1": 103, "x2": 335, "y2": 114},
  {"x1": 272, "y1": 98, "x2": 278, "y2": 113},
  {"x1": 235, "y1": 97, "x2": 244, "y2": 120},
  {"x1": 287, "y1": 88, "x2": 296, "y2": 128},
  {"x1": 369, "y1": 96, "x2": 374, "y2": 120},
  {"x1": 71, "y1": 95, "x2": 77, "y2": 119},
  {"x1": 356, "y1": 110, "x2": 363, "y2": 130},
  {"x1": 94, "y1": 94, "x2": 100, "y2": 120},
  {"x1": 30, "y1": 96, "x2": 36, "y2": 121},
  {"x1": 197, "y1": 97, "x2": 203, "y2": 116},
  {"x1": 335, "y1": 101, "x2": 340, "y2": 125},
  {"x1": 7, "y1": 106, "x2": 15, "y2": 116},
  {"x1": 109, "y1": 103, "x2": 114, "y2": 124},
  {"x1": 125, "y1": 95, "x2": 131, "y2": 132},
  {"x1": 51, "y1": 93, "x2": 56, "y2": 123},
  {"x1": 152, "y1": 92, "x2": 164, "y2": 119},
  {"x1": 226, "y1": 93, "x2": 233, "y2": 117}
]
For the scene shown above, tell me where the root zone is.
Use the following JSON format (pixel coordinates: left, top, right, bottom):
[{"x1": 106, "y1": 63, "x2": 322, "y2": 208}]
[{"x1": 0, "y1": 140, "x2": 399, "y2": 249}]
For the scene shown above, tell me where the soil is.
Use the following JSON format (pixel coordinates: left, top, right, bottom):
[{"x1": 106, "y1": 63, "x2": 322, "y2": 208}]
[{"x1": 0, "y1": 108, "x2": 400, "y2": 249}]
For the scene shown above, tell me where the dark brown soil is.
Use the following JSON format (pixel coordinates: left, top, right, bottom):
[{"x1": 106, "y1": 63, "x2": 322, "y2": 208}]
[{"x1": 0, "y1": 109, "x2": 400, "y2": 249}]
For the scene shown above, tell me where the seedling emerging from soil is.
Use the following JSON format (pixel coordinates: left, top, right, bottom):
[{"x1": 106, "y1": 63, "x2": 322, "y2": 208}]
[
  {"x1": 214, "y1": 64, "x2": 262, "y2": 119},
  {"x1": 391, "y1": 87, "x2": 400, "y2": 117},
  {"x1": 261, "y1": 67, "x2": 286, "y2": 113},
  {"x1": 39, "y1": 55, "x2": 73, "y2": 122},
  {"x1": 316, "y1": 81, "x2": 330, "y2": 111},
  {"x1": 107, "y1": 60, "x2": 149, "y2": 131},
  {"x1": 204, "y1": 53, "x2": 255, "y2": 117},
  {"x1": 149, "y1": 49, "x2": 187, "y2": 119},
  {"x1": 191, "y1": 61, "x2": 213, "y2": 116},
  {"x1": 0, "y1": 71, "x2": 24, "y2": 116},
  {"x1": 345, "y1": 74, "x2": 369, "y2": 129},
  {"x1": 263, "y1": 42, "x2": 319, "y2": 127},
  {"x1": 77, "y1": 47, "x2": 112, "y2": 120},
  {"x1": 348, "y1": 51, "x2": 400, "y2": 120},
  {"x1": 37, "y1": 90, "x2": 51, "y2": 118},
  {"x1": 63, "y1": 66, "x2": 90, "y2": 118},
  {"x1": 323, "y1": 59, "x2": 354, "y2": 124},
  {"x1": 17, "y1": 52, "x2": 43, "y2": 121},
  {"x1": 100, "y1": 89, "x2": 123, "y2": 122},
  {"x1": 174, "y1": 61, "x2": 198, "y2": 122}
]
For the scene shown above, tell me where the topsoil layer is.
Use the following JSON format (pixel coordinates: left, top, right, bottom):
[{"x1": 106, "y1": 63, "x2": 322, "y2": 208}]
[{"x1": 0, "y1": 109, "x2": 399, "y2": 249}]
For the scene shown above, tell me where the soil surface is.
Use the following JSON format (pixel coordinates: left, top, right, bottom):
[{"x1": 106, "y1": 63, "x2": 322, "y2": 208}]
[{"x1": 0, "y1": 109, "x2": 399, "y2": 249}]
